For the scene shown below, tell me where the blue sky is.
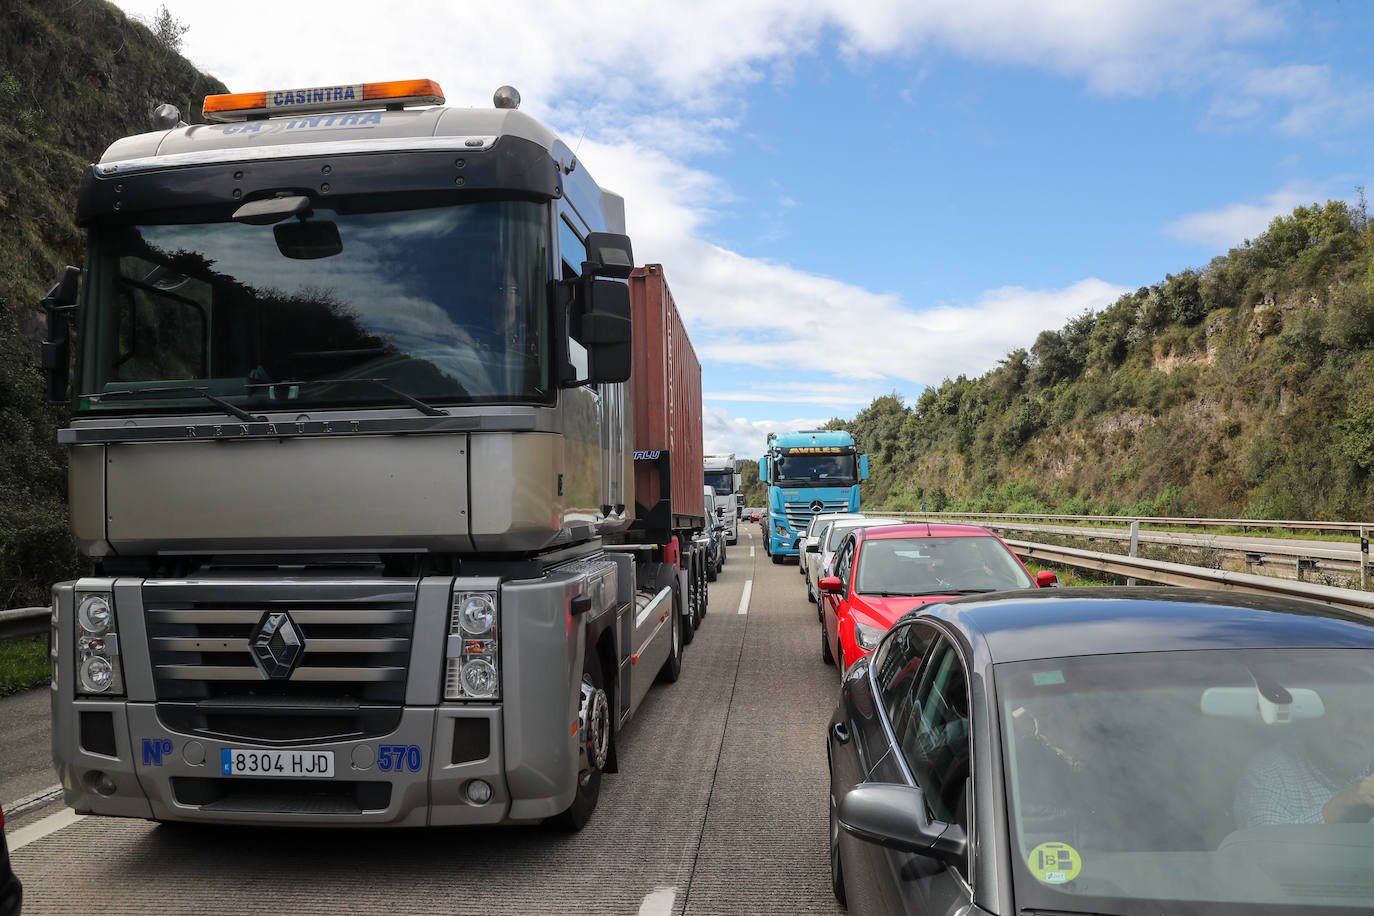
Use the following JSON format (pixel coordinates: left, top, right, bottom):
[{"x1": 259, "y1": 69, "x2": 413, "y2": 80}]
[{"x1": 112, "y1": 1, "x2": 1374, "y2": 457}]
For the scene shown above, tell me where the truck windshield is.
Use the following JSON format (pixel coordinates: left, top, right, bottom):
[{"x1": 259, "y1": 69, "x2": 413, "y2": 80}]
[
  {"x1": 76, "y1": 197, "x2": 549, "y2": 413},
  {"x1": 773, "y1": 453, "x2": 857, "y2": 485},
  {"x1": 705, "y1": 471, "x2": 735, "y2": 495}
]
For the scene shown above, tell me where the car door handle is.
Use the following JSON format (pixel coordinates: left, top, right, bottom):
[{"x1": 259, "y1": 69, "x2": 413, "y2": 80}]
[{"x1": 831, "y1": 722, "x2": 850, "y2": 744}]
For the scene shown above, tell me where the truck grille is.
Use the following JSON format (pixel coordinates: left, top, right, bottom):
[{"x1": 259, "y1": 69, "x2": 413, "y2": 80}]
[
  {"x1": 144, "y1": 580, "x2": 417, "y2": 745},
  {"x1": 783, "y1": 500, "x2": 850, "y2": 530}
]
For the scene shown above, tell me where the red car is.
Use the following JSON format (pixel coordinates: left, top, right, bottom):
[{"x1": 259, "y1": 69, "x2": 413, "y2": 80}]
[{"x1": 818, "y1": 523, "x2": 1055, "y2": 672}]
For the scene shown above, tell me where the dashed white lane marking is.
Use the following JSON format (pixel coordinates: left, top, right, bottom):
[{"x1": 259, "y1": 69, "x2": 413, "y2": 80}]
[
  {"x1": 10, "y1": 808, "x2": 85, "y2": 851},
  {"x1": 749, "y1": 546, "x2": 755, "y2": 557},
  {"x1": 638, "y1": 886, "x2": 677, "y2": 915},
  {"x1": 738, "y1": 579, "x2": 753, "y2": 615}
]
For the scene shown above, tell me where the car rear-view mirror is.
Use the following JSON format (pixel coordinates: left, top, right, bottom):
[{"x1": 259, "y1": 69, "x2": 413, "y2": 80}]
[
  {"x1": 818, "y1": 576, "x2": 843, "y2": 593},
  {"x1": 838, "y1": 782, "x2": 967, "y2": 865},
  {"x1": 1036, "y1": 570, "x2": 1058, "y2": 588}
]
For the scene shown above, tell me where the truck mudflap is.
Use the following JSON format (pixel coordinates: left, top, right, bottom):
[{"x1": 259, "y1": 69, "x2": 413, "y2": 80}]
[{"x1": 53, "y1": 702, "x2": 514, "y2": 826}]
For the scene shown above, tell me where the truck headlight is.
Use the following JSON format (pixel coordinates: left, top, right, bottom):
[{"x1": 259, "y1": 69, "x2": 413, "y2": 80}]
[
  {"x1": 774, "y1": 525, "x2": 788, "y2": 537},
  {"x1": 853, "y1": 620, "x2": 884, "y2": 651},
  {"x1": 446, "y1": 590, "x2": 500, "y2": 700},
  {"x1": 75, "y1": 591, "x2": 124, "y2": 696}
]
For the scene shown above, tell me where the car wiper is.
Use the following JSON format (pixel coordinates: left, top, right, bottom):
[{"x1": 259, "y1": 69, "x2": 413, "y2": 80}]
[
  {"x1": 246, "y1": 378, "x2": 449, "y2": 417},
  {"x1": 896, "y1": 588, "x2": 997, "y2": 597},
  {"x1": 93, "y1": 386, "x2": 265, "y2": 423}
]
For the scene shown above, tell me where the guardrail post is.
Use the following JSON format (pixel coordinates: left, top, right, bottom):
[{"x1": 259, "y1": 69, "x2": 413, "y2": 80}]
[
  {"x1": 1127, "y1": 520, "x2": 1140, "y2": 586},
  {"x1": 1362, "y1": 529, "x2": 1369, "y2": 592}
]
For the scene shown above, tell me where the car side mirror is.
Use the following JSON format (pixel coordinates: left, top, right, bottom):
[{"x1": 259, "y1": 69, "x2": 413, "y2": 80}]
[
  {"x1": 818, "y1": 576, "x2": 843, "y2": 593},
  {"x1": 40, "y1": 265, "x2": 81, "y2": 405},
  {"x1": 838, "y1": 783, "x2": 967, "y2": 867},
  {"x1": 806, "y1": 543, "x2": 820, "y2": 553},
  {"x1": 1036, "y1": 570, "x2": 1059, "y2": 588}
]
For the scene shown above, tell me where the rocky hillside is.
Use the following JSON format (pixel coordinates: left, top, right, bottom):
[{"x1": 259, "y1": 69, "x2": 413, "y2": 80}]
[
  {"x1": 0, "y1": 0, "x2": 226, "y2": 606},
  {"x1": 834, "y1": 200, "x2": 1374, "y2": 521}
]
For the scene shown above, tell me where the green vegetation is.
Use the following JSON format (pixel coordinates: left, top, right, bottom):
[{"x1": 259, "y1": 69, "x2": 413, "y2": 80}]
[
  {"x1": 0, "y1": 635, "x2": 50, "y2": 697},
  {"x1": 0, "y1": 0, "x2": 226, "y2": 608},
  {"x1": 834, "y1": 199, "x2": 1374, "y2": 523}
]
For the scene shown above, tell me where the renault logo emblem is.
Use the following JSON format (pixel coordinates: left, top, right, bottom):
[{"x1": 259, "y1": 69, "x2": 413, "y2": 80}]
[
  {"x1": 810, "y1": 499, "x2": 825, "y2": 513},
  {"x1": 252, "y1": 612, "x2": 305, "y2": 679}
]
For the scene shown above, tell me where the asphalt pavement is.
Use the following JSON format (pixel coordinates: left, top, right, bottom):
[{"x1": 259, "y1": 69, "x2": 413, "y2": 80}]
[{"x1": 4, "y1": 528, "x2": 846, "y2": 915}]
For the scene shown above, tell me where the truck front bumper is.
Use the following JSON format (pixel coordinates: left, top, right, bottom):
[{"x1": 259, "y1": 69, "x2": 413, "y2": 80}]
[{"x1": 52, "y1": 699, "x2": 542, "y2": 827}]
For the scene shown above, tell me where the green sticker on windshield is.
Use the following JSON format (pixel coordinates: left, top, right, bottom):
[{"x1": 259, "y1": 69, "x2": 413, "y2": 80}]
[
  {"x1": 1027, "y1": 842, "x2": 1081, "y2": 884},
  {"x1": 1032, "y1": 670, "x2": 1065, "y2": 686}
]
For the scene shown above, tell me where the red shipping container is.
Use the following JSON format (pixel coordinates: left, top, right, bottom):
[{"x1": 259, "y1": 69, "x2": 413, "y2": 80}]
[{"x1": 630, "y1": 265, "x2": 704, "y2": 528}]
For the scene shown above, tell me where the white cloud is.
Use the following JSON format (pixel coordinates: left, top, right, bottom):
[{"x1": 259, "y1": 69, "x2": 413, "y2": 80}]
[
  {"x1": 1208, "y1": 64, "x2": 1374, "y2": 137},
  {"x1": 1165, "y1": 183, "x2": 1329, "y2": 250},
  {"x1": 703, "y1": 406, "x2": 831, "y2": 457}
]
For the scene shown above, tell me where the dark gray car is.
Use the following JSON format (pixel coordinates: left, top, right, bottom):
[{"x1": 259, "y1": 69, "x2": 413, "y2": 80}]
[{"x1": 827, "y1": 587, "x2": 1374, "y2": 915}]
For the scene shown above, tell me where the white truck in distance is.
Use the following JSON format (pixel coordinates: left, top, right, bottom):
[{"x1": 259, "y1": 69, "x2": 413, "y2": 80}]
[{"x1": 703, "y1": 454, "x2": 742, "y2": 544}]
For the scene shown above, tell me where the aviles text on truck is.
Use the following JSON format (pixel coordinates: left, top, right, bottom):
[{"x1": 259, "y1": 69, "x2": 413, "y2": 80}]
[
  {"x1": 759, "y1": 431, "x2": 867, "y2": 563},
  {"x1": 703, "y1": 453, "x2": 742, "y2": 544},
  {"x1": 39, "y1": 80, "x2": 711, "y2": 830}
]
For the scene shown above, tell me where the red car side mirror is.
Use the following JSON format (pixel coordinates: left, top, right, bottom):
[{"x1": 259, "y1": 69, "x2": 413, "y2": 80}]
[
  {"x1": 819, "y1": 576, "x2": 843, "y2": 593},
  {"x1": 1036, "y1": 570, "x2": 1059, "y2": 588}
]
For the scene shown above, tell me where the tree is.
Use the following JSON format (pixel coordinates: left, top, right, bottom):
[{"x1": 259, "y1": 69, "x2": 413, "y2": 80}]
[{"x1": 152, "y1": 4, "x2": 189, "y2": 52}]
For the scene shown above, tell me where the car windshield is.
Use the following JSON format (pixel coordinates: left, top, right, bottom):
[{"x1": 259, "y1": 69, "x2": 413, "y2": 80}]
[
  {"x1": 773, "y1": 452, "x2": 857, "y2": 485},
  {"x1": 997, "y1": 648, "x2": 1374, "y2": 914},
  {"x1": 705, "y1": 471, "x2": 734, "y2": 495},
  {"x1": 856, "y1": 535, "x2": 1032, "y2": 594},
  {"x1": 76, "y1": 197, "x2": 548, "y2": 413}
]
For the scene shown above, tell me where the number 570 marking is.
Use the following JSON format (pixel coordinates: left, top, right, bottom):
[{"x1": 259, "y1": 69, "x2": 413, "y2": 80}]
[{"x1": 378, "y1": 744, "x2": 423, "y2": 773}]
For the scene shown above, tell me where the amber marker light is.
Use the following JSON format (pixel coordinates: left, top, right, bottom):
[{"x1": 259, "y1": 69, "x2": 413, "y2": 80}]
[{"x1": 203, "y1": 78, "x2": 446, "y2": 122}]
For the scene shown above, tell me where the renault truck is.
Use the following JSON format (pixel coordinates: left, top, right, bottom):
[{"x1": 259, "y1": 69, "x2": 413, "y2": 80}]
[
  {"x1": 759, "y1": 430, "x2": 867, "y2": 563},
  {"x1": 40, "y1": 79, "x2": 707, "y2": 830}
]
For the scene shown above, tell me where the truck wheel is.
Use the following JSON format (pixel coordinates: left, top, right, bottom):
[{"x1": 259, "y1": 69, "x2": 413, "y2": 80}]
[
  {"x1": 658, "y1": 590, "x2": 683, "y2": 684},
  {"x1": 695, "y1": 555, "x2": 707, "y2": 625},
  {"x1": 821, "y1": 624, "x2": 835, "y2": 665},
  {"x1": 553, "y1": 653, "x2": 610, "y2": 831},
  {"x1": 681, "y1": 572, "x2": 696, "y2": 646}
]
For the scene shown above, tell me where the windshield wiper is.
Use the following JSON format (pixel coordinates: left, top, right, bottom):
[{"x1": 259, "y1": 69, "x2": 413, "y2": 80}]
[
  {"x1": 93, "y1": 386, "x2": 264, "y2": 423},
  {"x1": 894, "y1": 588, "x2": 997, "y2": 597},
  {"x1": 246, "y1": 378, "x2": 449, "y2": 417}
]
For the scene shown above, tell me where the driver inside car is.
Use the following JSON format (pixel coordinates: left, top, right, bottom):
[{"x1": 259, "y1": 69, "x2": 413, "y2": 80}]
[{"x1": 1233, "y1": 684, "x2": 1374, "y2": 827}]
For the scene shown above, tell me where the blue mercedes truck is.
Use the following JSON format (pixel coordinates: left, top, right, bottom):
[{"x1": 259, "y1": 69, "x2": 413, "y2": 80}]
[{"x1": 759, "y1": 430, "x2": 868, "y2": 563}]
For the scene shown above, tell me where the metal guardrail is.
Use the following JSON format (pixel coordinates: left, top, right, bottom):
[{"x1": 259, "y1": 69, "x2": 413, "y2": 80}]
[
  {"x1": 883, "y1": 510, "x2": 1373, "y2": 534},
  {"x1": 0, "y1": 607, "x2": 49, "y2": 640},
  {"x1": 1003, "y1": 539, "x2": 1374, "y2": 617}
]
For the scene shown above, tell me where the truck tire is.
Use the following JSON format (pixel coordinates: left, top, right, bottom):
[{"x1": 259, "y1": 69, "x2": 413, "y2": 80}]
[
  {"x1": 681, "y1": 566, "x2": 696, "y2": 647},
  {"x1": 553, "y1": 653, "x2": 611, "y2": 831},
  {"x1": 658, "y1": 589, "x2": 683, "y2": 684},
  {"x1": 695, "y1": 554, "x2": 707, "y2": 625}
]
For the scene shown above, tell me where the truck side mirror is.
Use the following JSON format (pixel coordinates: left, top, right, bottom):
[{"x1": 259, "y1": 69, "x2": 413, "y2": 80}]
[
  {"x1": 859, "y1": 454, "x2": 869, "y2": 481},
  {"x1": 583, "y1": 232, "x2": 634, "y2": 279},
  {"x1": 580, "y1": 279, "x2": 632, "y2": 383},
  {"x1": 758, "y1": 458, "x2": 770, "y2": 484},
  {"x1": 40, "y1": 265, "x2": 81, "y2": 405}
]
